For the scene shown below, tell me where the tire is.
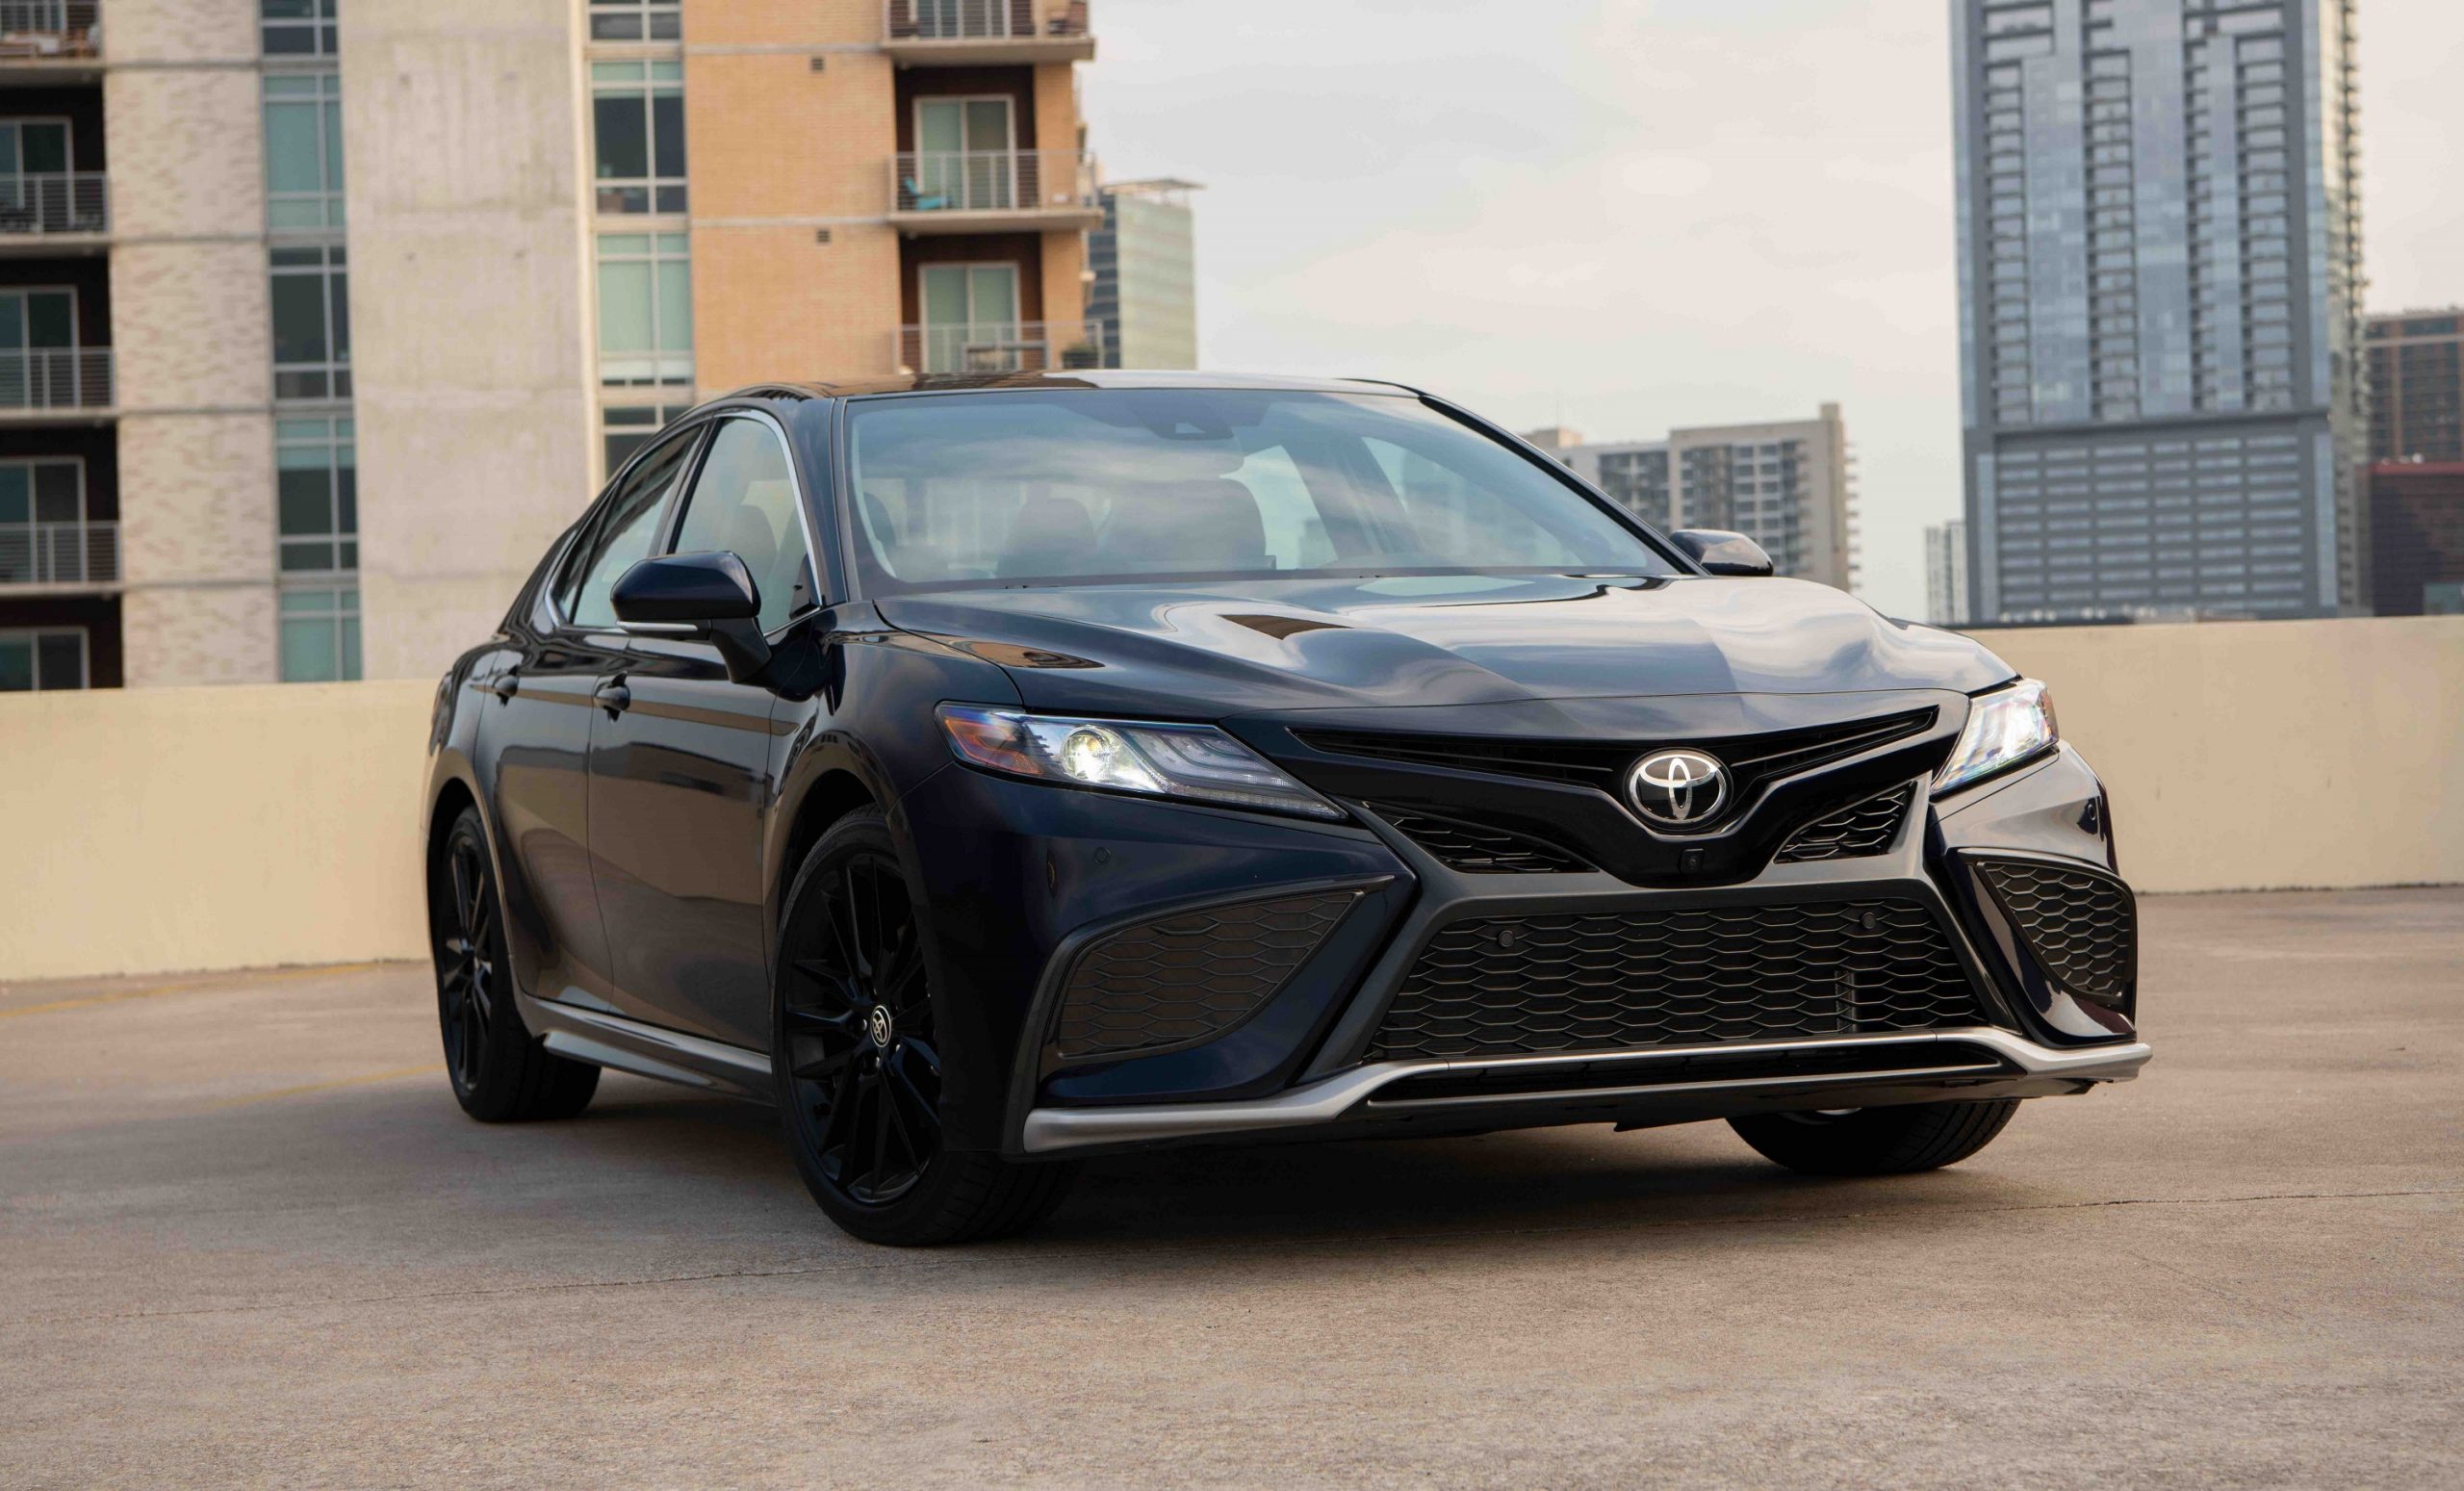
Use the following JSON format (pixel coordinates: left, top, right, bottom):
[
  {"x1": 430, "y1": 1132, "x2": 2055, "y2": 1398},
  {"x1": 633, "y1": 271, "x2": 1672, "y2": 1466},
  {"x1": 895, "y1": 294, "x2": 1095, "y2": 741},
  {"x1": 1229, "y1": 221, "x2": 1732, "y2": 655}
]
[
  {"x1": 771, "y1": 808, "x2": 1079, "y2": 1247},
  {"x1": 429, "y1": 805, "x2": 600, "y2": 1122},
  {"x1": 1727, "y1": 1098, "x2": 2020, "y2": 1176}
]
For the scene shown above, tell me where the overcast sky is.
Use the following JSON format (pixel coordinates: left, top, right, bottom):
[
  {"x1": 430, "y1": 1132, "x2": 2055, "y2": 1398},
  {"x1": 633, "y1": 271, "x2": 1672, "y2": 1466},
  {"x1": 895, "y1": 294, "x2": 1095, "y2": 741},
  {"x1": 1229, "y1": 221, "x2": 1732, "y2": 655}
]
[{"x1": 1081, "y1": 0, "x2": 2464, "y2": 617}]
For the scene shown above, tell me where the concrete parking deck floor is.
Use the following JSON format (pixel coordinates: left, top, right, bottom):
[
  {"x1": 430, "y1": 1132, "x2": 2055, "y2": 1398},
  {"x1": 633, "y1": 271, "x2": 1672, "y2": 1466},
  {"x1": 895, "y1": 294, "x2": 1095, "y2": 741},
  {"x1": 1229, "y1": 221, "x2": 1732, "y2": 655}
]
[{"x1": 2, "y1": 889, "x2": 2458, "y2": 1489}]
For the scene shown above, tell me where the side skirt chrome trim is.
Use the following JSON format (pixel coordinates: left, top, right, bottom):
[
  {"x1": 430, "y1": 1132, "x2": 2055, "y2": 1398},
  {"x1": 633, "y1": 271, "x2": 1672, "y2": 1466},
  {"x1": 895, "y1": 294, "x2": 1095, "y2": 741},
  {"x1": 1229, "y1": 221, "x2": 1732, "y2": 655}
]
[
  {"x1": 1019, "y1": 1028, "x2": 2151, "y2": 1155},
  {"x1": 521, "y1": 993, "x2": 774, "y2": 1101}
]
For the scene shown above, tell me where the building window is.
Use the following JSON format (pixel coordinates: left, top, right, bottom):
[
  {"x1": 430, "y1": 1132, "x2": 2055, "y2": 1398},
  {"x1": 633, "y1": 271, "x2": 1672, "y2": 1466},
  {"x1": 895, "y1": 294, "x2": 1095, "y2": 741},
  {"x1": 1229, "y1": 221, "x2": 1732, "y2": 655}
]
[
  {"x1": 279, "y1": 584, "x2": 361, "y2": 681},
  {"x1": 597, "y1": 232, "x2": 692, "y2": 386},
  {"x1": 271, "y1": 244, "x2": 350, "y2": 400},
  {"x1": 589, "y1": 1, "x2": 680, "y2": 42},
  {"x1": 601, "y1": 399, "x2": 694, "y2": 478},
  {"x1": 0, "y1": 627, "x2": 86, "y2": 690},
  {"x1": 592, "y1": 61, "x2": 686, "y2": 215},
  {"x1": 276, "y1": 416, "x2": 356, "y2": 574},
  {"x1": 264, "y1": 72, "x2": 345, "y2": 231},
  {"x1": 262, "y1": 0, "x2": 339, "y2": 56}
]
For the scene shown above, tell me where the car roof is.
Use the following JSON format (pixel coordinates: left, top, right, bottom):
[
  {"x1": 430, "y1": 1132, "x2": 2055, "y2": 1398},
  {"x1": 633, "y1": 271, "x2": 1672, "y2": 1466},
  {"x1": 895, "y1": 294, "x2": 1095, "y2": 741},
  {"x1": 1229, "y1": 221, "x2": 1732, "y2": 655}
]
[{"x1": 714, "y1": 370, "x2": 1429, "y2": 403}]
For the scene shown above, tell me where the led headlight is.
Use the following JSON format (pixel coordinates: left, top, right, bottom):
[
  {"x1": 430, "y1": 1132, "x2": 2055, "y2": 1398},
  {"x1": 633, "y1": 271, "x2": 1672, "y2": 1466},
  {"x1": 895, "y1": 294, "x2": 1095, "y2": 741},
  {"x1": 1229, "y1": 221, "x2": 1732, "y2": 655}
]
[
  {"x1": 1934, "y1": 679, "x2": 2058, "y2": 796},
  {"x1": 937, "y1": 705, "x2": 1345, "y2": 820}
]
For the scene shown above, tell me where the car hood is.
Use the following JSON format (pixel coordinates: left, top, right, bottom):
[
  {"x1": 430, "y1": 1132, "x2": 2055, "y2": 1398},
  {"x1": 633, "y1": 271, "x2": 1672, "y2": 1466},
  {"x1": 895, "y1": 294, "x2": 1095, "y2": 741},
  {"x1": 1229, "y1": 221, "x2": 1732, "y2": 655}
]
[{"x1": 875, "y1": 574, "x2": 2014, "y2": 719}]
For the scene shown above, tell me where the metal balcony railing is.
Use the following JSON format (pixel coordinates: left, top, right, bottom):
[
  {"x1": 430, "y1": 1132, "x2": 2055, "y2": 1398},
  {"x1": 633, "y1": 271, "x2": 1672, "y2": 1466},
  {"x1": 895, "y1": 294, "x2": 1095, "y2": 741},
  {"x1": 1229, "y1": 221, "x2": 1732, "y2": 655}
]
[
  {"x1": 886, "y1": 0, "x2": 1089, "y2": 42},
  {"x1": 891, "y1": 150, "x2": 1095, "y2": 217},
  {"x1": 0, "y1": 173, "x2": 107, "y2": 236},
  {"x1": 0, "y1": 1, "x2": 100, "y2": 58},
  {"x1": 0, "y1": 347, "x2": 113, "y2": 409},
  {"x1": 898, "y1": 321, "x2": 1104, "y2": 374},
  {"x1": 0, "y1": 520, "x2": 116, "y2": 587}
]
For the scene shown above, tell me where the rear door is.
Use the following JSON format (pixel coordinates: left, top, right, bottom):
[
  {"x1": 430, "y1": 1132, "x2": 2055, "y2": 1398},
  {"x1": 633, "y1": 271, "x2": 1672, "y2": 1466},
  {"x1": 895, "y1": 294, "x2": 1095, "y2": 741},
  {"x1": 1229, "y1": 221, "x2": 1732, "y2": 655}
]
[
  {"x1": 491, "y1": 424, "x2": 701, "y2": 1013},
  {"x1": 587, "y1": 411, "x2": 820, "y2": 1050}
]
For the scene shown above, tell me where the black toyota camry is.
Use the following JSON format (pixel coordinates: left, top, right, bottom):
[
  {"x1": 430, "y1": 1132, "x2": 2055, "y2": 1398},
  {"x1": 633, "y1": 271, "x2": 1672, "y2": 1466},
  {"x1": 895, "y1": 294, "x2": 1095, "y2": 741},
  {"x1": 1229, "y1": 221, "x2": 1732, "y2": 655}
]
[{"x1": 422, "y1": 373, "x2": 2147, "y2": 1245}]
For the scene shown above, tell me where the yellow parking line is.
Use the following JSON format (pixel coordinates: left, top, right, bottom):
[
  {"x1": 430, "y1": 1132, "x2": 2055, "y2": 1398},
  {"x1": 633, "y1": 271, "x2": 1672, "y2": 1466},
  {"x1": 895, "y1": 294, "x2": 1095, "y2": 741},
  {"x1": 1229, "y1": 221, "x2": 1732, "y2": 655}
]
[
  {"x1": 0, "y1": 962, "x2": 398, "y2": 1021},
  {"x1": 209, "y1": 1064, "x2": 447, "y2": 1110}
]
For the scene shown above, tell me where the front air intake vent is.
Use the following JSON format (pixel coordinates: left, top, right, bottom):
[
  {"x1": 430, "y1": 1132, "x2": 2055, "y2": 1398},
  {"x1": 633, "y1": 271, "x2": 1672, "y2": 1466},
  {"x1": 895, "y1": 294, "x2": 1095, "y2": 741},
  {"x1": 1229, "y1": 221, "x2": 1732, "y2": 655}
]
[
  {"x1": 1774, "y1": 785, "x2": 1913, "y2": 863},
  {"x1": 1052, "y1": 889, "x2": 1360, "y2": 1061},
  {"x1": 1367, "y1": 802, "x2": 1593, "y2": 874},
  {"x1": 1367, "y1": 898, "x2": 1984, "y2": 1062},
  {"x1": 1972, "y1": 857, "x2": 2137, "y2": 1011}
]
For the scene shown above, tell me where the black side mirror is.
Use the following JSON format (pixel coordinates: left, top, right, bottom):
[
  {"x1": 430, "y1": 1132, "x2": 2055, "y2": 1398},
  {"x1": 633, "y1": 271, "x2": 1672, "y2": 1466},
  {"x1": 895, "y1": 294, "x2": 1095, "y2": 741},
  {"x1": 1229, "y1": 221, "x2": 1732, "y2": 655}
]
[
  {"x1": 1670, "y1": 529, "x2": 1775, "y2": 578},
  {"x1": 611, "y1": 552, "x2": 773, "y2": 683}
]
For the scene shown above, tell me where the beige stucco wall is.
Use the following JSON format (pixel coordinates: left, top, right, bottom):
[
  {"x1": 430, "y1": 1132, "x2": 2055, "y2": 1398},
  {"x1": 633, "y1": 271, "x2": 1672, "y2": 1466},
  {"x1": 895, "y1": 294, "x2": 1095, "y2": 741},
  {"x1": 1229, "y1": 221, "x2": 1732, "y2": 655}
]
[
  {"x1": 4, "y1": 618, "x2": 2455, "y2": 981},
  {"x1": 341, "y1": 0, "x2": 599, "y2": 683},
  {"x1": 0, "y1": 681, "x2": 434, "y2": 982}
]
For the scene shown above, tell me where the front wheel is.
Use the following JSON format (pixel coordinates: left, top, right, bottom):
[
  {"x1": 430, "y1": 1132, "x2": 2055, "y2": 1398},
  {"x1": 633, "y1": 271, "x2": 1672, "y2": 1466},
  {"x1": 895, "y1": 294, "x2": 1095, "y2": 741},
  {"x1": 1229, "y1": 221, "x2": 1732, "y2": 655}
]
[
  {"x1": 1727, "y1": 1098, "x2": 2020, "y2": 1176},
  {"x1": 772, "y1": 809, "x2": 1078, "y2": 1246}
]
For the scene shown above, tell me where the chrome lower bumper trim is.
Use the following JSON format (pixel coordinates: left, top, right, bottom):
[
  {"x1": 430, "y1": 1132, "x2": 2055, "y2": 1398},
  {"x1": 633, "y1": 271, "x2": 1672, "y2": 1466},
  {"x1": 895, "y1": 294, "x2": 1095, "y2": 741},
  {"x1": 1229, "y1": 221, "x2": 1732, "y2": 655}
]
[{"x1": 1019, "y1": 1028, "x2": 2150, "y2": 1155}]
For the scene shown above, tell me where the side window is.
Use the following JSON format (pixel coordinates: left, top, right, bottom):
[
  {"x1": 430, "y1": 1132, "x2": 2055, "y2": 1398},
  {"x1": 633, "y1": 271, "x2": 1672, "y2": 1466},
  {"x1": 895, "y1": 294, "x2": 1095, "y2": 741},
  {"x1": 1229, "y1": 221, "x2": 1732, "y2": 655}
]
[
  {"x1": 668, "y1": 417, "x2": 813, "y2": 633},
  {"x1": 1364, "y1": 436, "x2": 1584, "y2": 566},
  {"x1": 1228, "y1": 445, "x2": 1334, "y2": 571},
  {"x1": 558, "y1": 426, "x2": 699, "y2": 627}
]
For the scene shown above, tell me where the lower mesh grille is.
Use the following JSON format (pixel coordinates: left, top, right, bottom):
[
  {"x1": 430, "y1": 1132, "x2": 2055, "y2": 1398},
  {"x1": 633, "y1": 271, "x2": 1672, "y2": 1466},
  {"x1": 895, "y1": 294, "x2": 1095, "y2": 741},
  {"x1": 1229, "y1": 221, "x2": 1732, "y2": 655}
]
[
  {"x1": 1367, "y1": 898, "x2": 1984, "y2": 1062},
  {"x1": 1369, "y1": 802, "x2": 1592, "y2": 873},
  {"x1": 1974, "y1": 858, "x2": 2135, "y2": 1006},
  {"x1": 1054, "y1": 890, "x2": 1360, "y2": 1060},
  {"x1": 1775, "y1": 786, "x2": 1912, "y2": 863}
]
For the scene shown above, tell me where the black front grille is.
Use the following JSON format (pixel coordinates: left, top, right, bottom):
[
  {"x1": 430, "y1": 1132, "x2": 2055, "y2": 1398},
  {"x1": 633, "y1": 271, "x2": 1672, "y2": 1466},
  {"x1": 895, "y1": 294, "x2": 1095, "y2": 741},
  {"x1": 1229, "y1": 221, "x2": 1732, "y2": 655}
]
[
  {"x1": 1775, "y1": 785, "x2": 1912, "y2": 863},
  {"x1": 1975, "y1": 858, "x2": 2136, "y2": 1008},
  {"x1": 1295, "y1": 709, "x2": 1936, "y2": 834},
  {"x1": 1053, "y1": 890, "x2": 1359, "y2": 1060},
  {"x1": 1367, "y1": 898, "x2": 1985, "y2": 1062},
  {"x1": 1368, "y1": 802, "x2": 1593, "y2": 873}
]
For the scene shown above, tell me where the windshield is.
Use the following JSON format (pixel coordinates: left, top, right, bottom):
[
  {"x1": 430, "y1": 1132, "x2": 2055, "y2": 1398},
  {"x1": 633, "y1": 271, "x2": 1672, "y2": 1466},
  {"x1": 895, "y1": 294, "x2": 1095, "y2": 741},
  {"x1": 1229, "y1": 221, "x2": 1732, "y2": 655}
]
[{"x1": 840, "y1": 389, "x2": 1678, "y2": 594}]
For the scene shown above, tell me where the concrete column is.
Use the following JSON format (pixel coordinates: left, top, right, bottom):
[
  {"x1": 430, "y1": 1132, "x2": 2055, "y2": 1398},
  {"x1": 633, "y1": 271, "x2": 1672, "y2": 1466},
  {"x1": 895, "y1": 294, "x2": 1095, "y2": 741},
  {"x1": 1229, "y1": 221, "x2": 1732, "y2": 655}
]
[
  {"x1": 106, "y1": 0, "x2": 279, "y2": 686},
  {"x1": 340, "y1": 0, "x2": 596, "y2": 681}
]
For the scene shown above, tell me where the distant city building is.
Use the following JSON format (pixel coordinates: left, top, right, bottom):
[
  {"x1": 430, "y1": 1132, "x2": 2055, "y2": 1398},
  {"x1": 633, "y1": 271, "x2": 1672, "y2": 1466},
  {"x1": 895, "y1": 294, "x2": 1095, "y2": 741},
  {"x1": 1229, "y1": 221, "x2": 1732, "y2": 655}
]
[
  {"x1": 2367, "y1": 310, "x2": 2463, "y2": 463},
  {"x1": 1927, "y1": 522, "x2": 1970, "y2": 627},
  {"x1": 2367, "y1": 462, "x2": 2464, "y2": 616},
  {"x1": 1951, "y1": 0, "x2": 2366, "y2": 624},
  {"x1": 1089, "y1": 178, "x2": 1200, "y2": 370},
  {"x1": 1530, "y1": 405, "x2": 1857, "y2": 592}
]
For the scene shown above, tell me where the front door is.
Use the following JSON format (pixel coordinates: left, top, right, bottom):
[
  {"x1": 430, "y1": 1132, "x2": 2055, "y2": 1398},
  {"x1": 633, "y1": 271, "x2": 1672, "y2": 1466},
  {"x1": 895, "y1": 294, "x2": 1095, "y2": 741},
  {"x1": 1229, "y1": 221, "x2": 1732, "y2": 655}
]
[
  {"x1": 493, "y1": 424, "x2": 703, "y2": 1014},
  {"x1": 914, "y1": 96, "x2": 1014, "y2": 210},
  {"x1": 918, "y1": 262, "x2": 1020, "y2": 373},
  {"x1": 589, "y1": 413, "x2": 818, "y2": 1050},
  {"x1": 0, "y1": 288, "x2": 76, "y2": 408}
]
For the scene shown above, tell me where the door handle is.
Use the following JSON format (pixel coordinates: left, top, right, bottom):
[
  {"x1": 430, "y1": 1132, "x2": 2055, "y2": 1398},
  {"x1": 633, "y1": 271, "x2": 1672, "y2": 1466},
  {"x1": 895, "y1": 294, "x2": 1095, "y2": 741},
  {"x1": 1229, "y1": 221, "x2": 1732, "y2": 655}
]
[
  {"x1": 595, "y1": 681, "x2": 632, "y2": 717},
  {"x1": 489, "y1": 670, "x2": 519, "y2": 701}
]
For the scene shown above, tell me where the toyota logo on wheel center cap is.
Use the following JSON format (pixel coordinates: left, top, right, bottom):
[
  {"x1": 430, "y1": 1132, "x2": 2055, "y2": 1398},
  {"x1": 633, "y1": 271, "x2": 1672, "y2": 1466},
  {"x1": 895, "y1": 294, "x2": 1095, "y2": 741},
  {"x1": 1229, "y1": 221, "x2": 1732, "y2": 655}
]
[{"x1": 1626, "y1": 749, "x2": 1728, "y2": 827}]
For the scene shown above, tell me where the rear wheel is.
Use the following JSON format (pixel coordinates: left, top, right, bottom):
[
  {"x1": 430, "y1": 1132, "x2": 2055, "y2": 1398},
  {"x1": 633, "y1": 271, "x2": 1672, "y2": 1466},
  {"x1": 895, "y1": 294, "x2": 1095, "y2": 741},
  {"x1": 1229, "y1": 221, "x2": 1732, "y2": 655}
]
[
  {"x1": 1727, "y1": 1098, "x2": 2020, "y2": 1175},
  {"x1": 773, "y1": 809, "x2": 1078, "y2": 1246},
  {"x1": 430, "y1": 806, "x2": 599, "y2": 1122}
]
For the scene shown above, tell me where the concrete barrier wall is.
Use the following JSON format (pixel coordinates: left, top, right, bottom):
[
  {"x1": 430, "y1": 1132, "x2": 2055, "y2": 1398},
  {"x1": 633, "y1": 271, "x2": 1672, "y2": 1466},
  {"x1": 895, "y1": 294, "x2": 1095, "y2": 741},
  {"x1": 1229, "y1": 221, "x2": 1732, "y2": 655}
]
[{"x1": 2, "y1": 617, "x2": 2458, "y2": 982}]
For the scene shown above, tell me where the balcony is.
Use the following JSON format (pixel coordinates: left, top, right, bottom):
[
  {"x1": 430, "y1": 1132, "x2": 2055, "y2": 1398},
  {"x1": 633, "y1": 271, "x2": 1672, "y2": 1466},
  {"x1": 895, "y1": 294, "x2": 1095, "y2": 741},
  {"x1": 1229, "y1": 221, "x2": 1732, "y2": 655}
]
[
  {"x1": 897, "y1": 321, "x2": 1104, "y2": 374},
  {"x1": 884, "y1": 0, "x2": 1093, "y2": 65},
  {"x1": 0, "y1": 2, "x2": 101, "y2": 66},
  {"x1": 0, "y1": 347, "x2": 114, "y2": 417},
  {"x1": 0, "y1": 173, "x2": 108, "y2": 251},
  {"x1": 0, "y1": 519, "x2": 116, "y2": 590},
  {"x1": 889, "y1": 150, "x2": 1101, "y2": 234}
]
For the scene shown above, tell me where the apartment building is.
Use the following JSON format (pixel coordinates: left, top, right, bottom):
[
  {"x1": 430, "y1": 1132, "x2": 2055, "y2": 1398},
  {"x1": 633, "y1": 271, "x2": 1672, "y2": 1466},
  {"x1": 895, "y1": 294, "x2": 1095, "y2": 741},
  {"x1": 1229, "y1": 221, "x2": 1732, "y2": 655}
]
[
  {"x1": 1087, "y1": 176, "x2": 1197, "y2": 370},
  {"x1": 342, "y1": 0, "x2": 1103, "y2": 681},
  {"x1": 0, "y1": 0, "x2": 356, "y2": 692},
  {"x1": 2367, "y1": 309, "x2": 2462, "y2": 464},
  {"x1": 1952, "y1": 0, "x2": 2367, "y2": 625},
  {"x1": 1527, "y1": 405, "x2": 1859, "y2": 592}
]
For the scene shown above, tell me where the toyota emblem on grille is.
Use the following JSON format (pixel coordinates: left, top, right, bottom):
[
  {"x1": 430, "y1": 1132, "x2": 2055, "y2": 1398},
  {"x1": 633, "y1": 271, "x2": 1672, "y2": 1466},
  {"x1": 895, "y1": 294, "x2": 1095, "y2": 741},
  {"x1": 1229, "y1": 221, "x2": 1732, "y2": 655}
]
[{"x1": 1627, "y1": 749, "x2": 1728, "y2": 827}]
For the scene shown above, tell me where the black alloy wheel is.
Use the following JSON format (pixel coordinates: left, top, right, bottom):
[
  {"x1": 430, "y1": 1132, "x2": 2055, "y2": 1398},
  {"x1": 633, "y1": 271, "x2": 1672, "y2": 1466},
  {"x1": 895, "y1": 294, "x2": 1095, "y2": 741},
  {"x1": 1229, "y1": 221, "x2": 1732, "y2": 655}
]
[
  {"x1": 428, "y1": 806, "x2": 600, "y2": 1122},
  {"x1": 780, "y1": 847, "x2": 942, "y2": 1204},
  {"x1": 773, "y1": 809, "x2": 1079, "y2": 1246},
  {"x1": 1727, "y1": 1097, "x2": 2020, "y2": 1175}
]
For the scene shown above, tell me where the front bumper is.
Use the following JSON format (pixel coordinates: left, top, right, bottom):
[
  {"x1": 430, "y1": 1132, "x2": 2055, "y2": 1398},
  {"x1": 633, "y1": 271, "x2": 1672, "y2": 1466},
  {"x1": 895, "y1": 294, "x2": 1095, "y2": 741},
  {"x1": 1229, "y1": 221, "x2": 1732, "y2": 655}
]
[
  {"x1": 898, "y1": 735, "x2": 2143, "y2": 1159},
  {"x1": 1020, "y1": 1026, "x2": 2151, "y2": 1156}
]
